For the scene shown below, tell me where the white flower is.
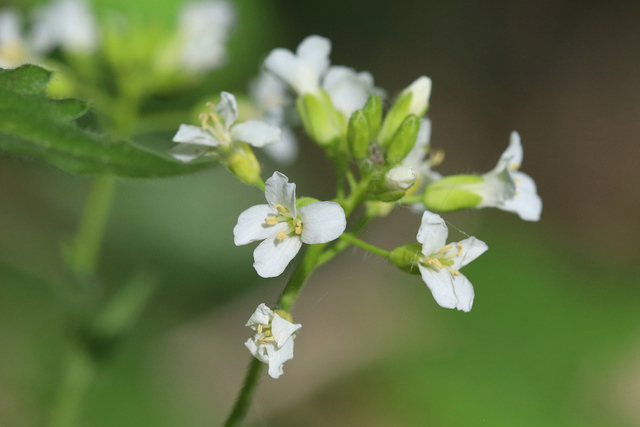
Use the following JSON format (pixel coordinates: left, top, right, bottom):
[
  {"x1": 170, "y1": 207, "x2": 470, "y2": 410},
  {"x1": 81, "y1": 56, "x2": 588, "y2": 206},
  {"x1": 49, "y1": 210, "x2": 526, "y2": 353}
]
[
  {"x1": 415, "y1": 211, "x2": 487, "y2": 312},
  {"x1": 481, "y1": 131, "x2": 542, "y2": 221},
  {"x1": 178, "y1": 0, "x2": 235, "y2": 72},
  {"x1": 403, "y1": 76, "x2": 432, "y2": 117},
  {"x1": 248, "y1": 72, "x2": 299, "y2": 164},
  {"x1": 322, "y1": 65, "x2": 384, "y2": 118},
  {"x1": 29, "y1": 0, "x2": 98, "y2": 54},
  {"x1": 244, "y1": 303, "x2": 301, "y2": 379},
  {"x1": 264, "y1": 35, "x2": 331, "y2": 95},
  {"x1": 170, "y1": 91, "x2": 281, "y2": 162},
  {"x1": 385, "y1": 166, "x2": 416, "y2": 191},
  {"x1": 234, "y1": 171, "x2": 347, "y2": 278},
  {"x1": 0, "y1": 9, "x2": 27, "y2": 68}
]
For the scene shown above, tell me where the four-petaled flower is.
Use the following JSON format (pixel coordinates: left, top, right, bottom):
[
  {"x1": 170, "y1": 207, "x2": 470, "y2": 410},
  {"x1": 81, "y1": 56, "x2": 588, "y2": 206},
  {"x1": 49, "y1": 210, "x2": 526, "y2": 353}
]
[
  {"x1": 170, "y1": 91, "x2": 281, "y2": 163},
  {"x1": 481, "y1": 131, "x2": 542, "y2": 221},
  {"x1": 244, "y1": 303, "x2": 301, "y2": 379},
  {"x1": 416, "y1": 211, "x2": 488, "y2": 312},
  {"x1": 234, "y1": 171, "x2": 347, "y2": 278}
]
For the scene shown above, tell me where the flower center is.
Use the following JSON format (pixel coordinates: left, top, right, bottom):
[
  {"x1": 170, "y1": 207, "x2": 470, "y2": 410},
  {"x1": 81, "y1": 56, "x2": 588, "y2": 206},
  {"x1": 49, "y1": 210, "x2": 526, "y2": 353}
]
[
  {"x1": 423, "y1": 243, "x2": 464, "y2": 276},
  {"x1": 256, "y1": 323, "x2": 275, "y2": 344},
  {"x1": 264, "y1": 204, "x2": 304, "y2": 241},
  {"x1": 199, "y1": 102, "x2": 232, "y2": 144}
]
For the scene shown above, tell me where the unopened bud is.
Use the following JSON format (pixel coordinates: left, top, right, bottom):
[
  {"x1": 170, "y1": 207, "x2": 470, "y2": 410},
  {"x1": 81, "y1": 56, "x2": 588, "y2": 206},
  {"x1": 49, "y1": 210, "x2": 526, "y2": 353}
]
[
  {"x1": 368, "y1": 166, "x2": 416, "y2": 202},
  {"x1": 378, "y1": 76, "x2": 432, "y2": 147},
  {"x1": 296, "y1": 90, "x2": 344, "y2": 147},
  {"x1": 347, "y1": 110, "x2": 370, "y2": 160},
  {"x1": 389, "y1": 243, "x2": 423, "y2": 275},
  {"x1": 226, "y1": 143, "x2": 262, "y2": 186},
  {"x1": 385, "y1": 114, "x2": 420, "y2": 164},
  {"x1": 363, "y1": 95, "x2": 382, "y2": 138}
]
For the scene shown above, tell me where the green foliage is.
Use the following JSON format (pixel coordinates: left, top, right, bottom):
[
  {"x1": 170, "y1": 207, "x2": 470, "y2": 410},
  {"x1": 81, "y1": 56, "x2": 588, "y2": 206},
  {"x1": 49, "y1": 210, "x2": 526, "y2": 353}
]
[{"x1": 0, "y1": 65, "x2": 216, "y2": 178}]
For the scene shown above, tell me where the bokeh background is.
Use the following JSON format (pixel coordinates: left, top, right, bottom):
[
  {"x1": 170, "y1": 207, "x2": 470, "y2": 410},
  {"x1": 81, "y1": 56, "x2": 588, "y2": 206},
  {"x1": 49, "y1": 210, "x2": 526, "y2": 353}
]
[{"x1": 1, "y1": 0, "x2": 640, "y2": 425}]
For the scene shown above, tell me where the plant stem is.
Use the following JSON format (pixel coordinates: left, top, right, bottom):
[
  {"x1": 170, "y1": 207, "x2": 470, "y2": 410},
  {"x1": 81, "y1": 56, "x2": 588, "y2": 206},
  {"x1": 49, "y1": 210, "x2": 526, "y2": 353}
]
[
  {"x1": 222, "y1": 358, "x2": 264, "y2": 427},
  {"x1": 71, "y1": 175, "x2": 117, "y2": 278},
  {"x1": 48, "y1": 344, "x2": 94, "y2": 427},
  {"x1": 338, "y1": 233, "x2": 390, "y2": 258}
]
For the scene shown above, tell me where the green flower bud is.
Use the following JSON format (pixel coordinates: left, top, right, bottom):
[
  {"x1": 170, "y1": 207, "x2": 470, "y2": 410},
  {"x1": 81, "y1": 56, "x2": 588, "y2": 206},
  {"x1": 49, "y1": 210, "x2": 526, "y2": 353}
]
[
  {"x1": 385, "y1": 114, "x2": 420, "y2": 164},
  {"x1": 378, "y1": 76, "x2": 431, "y2": 147},
  {"x1": 368, "y1": 166, "x2": 417, "y2": 202},
  {"x1": 389, "y1": 243, "x2": 423, "y2": 275},
  {"x1": 423, "y1": 175, "x2": 484, "y2": 212},
  {"x1": 226, "y1": 143, "x2": 262, "y2": 186},
  {"x1": 363, "y1": 95, "x2": 382, "y2": 138},
  {"x1": 347, "y1": 110, "x2": 370, "y2": 160},
  {"x1": 296, "y1": 90, "x2": 344, "y2": 147}
]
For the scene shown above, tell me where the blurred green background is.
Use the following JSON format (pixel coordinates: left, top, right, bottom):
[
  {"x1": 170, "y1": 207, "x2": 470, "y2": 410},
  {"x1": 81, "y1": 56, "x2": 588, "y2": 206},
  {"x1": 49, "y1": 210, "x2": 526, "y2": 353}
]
[{"x1": 2, "y1": 0, "x2": 640, "y2": 425}]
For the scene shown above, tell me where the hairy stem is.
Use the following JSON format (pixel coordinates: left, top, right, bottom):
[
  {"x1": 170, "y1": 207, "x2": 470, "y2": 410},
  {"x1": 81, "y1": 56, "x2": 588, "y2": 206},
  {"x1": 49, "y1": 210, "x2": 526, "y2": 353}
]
[
  {"x1": 336, "y1": 233, "x2": 390, "y2": 258},
  {"x1": 222, "y1": 358, "x2": 264, "y2": 427}
]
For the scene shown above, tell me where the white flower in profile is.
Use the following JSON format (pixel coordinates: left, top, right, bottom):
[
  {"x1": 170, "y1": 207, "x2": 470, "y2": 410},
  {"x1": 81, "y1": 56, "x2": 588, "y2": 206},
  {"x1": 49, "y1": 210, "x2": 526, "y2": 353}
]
[
  {"x1": 416, "y1": 211, "x2": 487, "y2": 312},
  {"x1": 264, "y1": 35, "x2": 331, "y2": 95},
  {"x1": 248, "y1": 72, "x2": 298, "y2": 164},
  {"x1": 178, "y1": 0, "x2": 235, "y2": 72},
  {"x1": 481, "y1": 131, "x2": 542, "y2": 221},
  {"x1": 0, "y1": 9, "x2": 27, "y2": 68},
  {"x1": 322, "y1": 65, "x2": 384, "y2": 118},
  {"x1": 29, "y1": 0, "x2": 98, "y2": 54},
  {"x1": 170, "y1": 91, "x2": 281, "y2": 162},
  {"x1": 244, "y1": 303, "x2": 301, "y2": 379},
  {"x1": 234, "y1": 171, "x2": 347, "y2": 278},
  {"x1": 402, "y1": 118, "x2": 443, "y2": 186}
]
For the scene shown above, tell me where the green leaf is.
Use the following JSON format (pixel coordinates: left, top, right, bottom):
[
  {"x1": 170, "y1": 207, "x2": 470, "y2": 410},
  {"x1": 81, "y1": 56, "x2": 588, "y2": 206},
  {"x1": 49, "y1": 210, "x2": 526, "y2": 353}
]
[{"x1": 0, "y1": 65, "x2": 216, "y2": 178}]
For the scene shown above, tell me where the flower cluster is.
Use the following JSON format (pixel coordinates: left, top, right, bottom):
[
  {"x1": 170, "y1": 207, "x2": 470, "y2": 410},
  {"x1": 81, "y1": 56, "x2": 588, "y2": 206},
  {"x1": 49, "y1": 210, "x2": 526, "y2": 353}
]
[{"x1": 169, "y1": 35, "x2": 542, "y2": 378}]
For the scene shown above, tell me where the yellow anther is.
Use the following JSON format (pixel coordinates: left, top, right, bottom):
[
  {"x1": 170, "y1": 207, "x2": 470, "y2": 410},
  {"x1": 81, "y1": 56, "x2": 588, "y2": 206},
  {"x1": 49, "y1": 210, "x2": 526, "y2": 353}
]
[
  {"x1": 257, "y1": 324, "x2": 263, "y2": 334},
  {"x1": 430, "y1": 149, "x2": 445, "y2": 167},
  {"x1": 265, "y1": 217, "x2": 278, "y2": 225},
  {"x1": 274, "y1": 204, "x2": 287, "y2": 214},
  {"x1": 205, "y1": 101, "x2": 216, "y2": 109},
  {"x1": 509, "y1": 163, "x2": 520, "y2": 171},
  {"x1": 277, "y1": 230, "x2": 288, "y2": 241},
  {"x1": 515, "y1": 177, "x2": 521, "y2": 186},
  {"x1": 425, "y1": 256, "x2": 433, "y2": 265},
  {"x1": 457, "y1": 243, "x2": 463, "y2": 256},
  {"x1": 439, "y1": 244, "x2": 453, "y2": 254},
  {"x1": 258, "y1": 336, "x2": 275, "y2": 344},
  {"x1": 198, "y1": 112, "x2": 209, "y2": 128},
  {"x1": 432, "y1": 259, "x2": 444, "y2": 269},
  {"x1": 450, "y1": 269, "x2": 461, "y2": 276},
  {"x1": 294, "y1": 219, "x2": 303, "y2": 235}
]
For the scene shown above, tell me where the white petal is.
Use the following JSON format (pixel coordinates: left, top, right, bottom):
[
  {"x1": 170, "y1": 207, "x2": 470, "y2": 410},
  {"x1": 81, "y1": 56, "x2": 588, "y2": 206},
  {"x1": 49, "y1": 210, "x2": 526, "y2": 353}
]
[
  {"x1": 266, "y1": 337, "x2": 295, "y2": 379},
  {"x1": 264, "y1": 172, "x2": 297, "y2": 216},
  {"x1": 168, "y1": 143, "x2": 208, "y2": 163},
  {"x1": 296, "y1": 35, "x2": 331, "y2": 80},
  {"x1": 249, "y1": 71, "x2": 292, "y2": 115},
  {"x1": 264, "y1": 48, "x2": 299, "y2": 89},
  {"x1": 499, "y1": 131, "x2": 524, "y2": 169},
  {"x1": 253, "y1": 235, "x2": 302, "y2": 278},
  {"x1": 298, "y1": 202, "x2": 347, "y2": 244},
  {"x1": 0, "y1": 9, "x2": 22, "y2": 46},
  {"x1": 178, "y1": 0, "x2": 235, "y2": 71},
  {"x1": 245, "y1": 303, "x2": 273, "y2": 328},
  {"x1": 29, "y1": 0, "x2": 98, "y2": 53},
  {"x1": 404, "y1": 76, "x2": 432, "y2": 116},
  {"x1": 271, "y1": 314, "x2": 302, "y2": 347},
  {"x1": 216, "y1": 91, "x2": 239, "y2": 129},
  {"x1": 452, "y1": 274, "x2": 475, "y2": 312},
  {"x1": 262, "y1": 127, "x2": 298, "y2": 164},
  {"x1": 416, "y1": 211, "x2": 448, "y2": 256},
  {"x1": 502, "y1": 172, "x2": 542, "y2": 221},
  {"x1": 245, "y1": 337, "x2": 269, "y2": 363},
  {"x1": 478, "y1": 165, "x2": 517, "y2": 207},
  {"x1": 322, "y1": 66, "x2": 381, "y2": 117},
  {"x1": 233, "y1": 204, "x2": 285, "y2": 246},
  {"x1": 418, "y1": 264, "x2": 458, "y2": 309},
  {"x1": 231, "y1": 120, "x2": 282, "y2": 147},
  {"x1": 172, "y1": 124, "x2": 220, "y2": 146},
  {"x1": 450, "y1": 237, "x2": 488, "y2": 270}
]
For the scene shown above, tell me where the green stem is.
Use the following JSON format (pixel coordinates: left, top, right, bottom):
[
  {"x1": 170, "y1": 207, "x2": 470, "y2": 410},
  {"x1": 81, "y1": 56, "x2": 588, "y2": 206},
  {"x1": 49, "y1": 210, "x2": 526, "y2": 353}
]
[
  {"x1": 400, "y1": 195, "x2": 423, "y2": 204},
  {"x1": 316, "y1": 214, "x2": 372, "y2": 267},
  {"x1": 71, "y1": 175, "x2": 117, "y2": 278},
  {"x1": 338, "y1": 233, "x2": 390, "y2": 258},
  {"x1": 222, "y1": 358, "x2": 264, "y2": 427},
  {"x1": 48, "y1": 344, "x2": 94, "y2": 427}
]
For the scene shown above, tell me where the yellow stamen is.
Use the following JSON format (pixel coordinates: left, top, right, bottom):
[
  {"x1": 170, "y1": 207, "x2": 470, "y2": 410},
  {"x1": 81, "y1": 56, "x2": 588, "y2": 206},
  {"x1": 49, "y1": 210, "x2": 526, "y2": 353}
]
[
  {"x1": 257, "y1": 324, "x2": 263, "y2": 334},
  {"x1": 509, "y1": 163, "x2": 520, "y2": 171},
  {"x1": 294, "y1": 219, "x2": 303, "y2": 235},
  {"x1": 277, "y1": 230, "x2": 288, "y2": 241},
  {"x1": 274, "y1": 204, "x2": 287, "y2": 214},
  {"x1": 265, "y1": 217, "x2": 278, "y2": 225},
  {"x1": 432, "y1": 259, "x2": 444, "y2": 269},
  {"x1": 450, "y1": 269, "x2": 461, "y2": 276},
  {"x1": 430, "y1": 149, "x2": 445, "y2": 167},
  {"x1": 457, "y1": 243, "x2": 463, "y2": 256},
  {"x1": 439, "y1": 244, "x2": 453, "y2": 254},
  {"x1": 205, "y1": 101, "x2": 216, "y2": 109}
]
